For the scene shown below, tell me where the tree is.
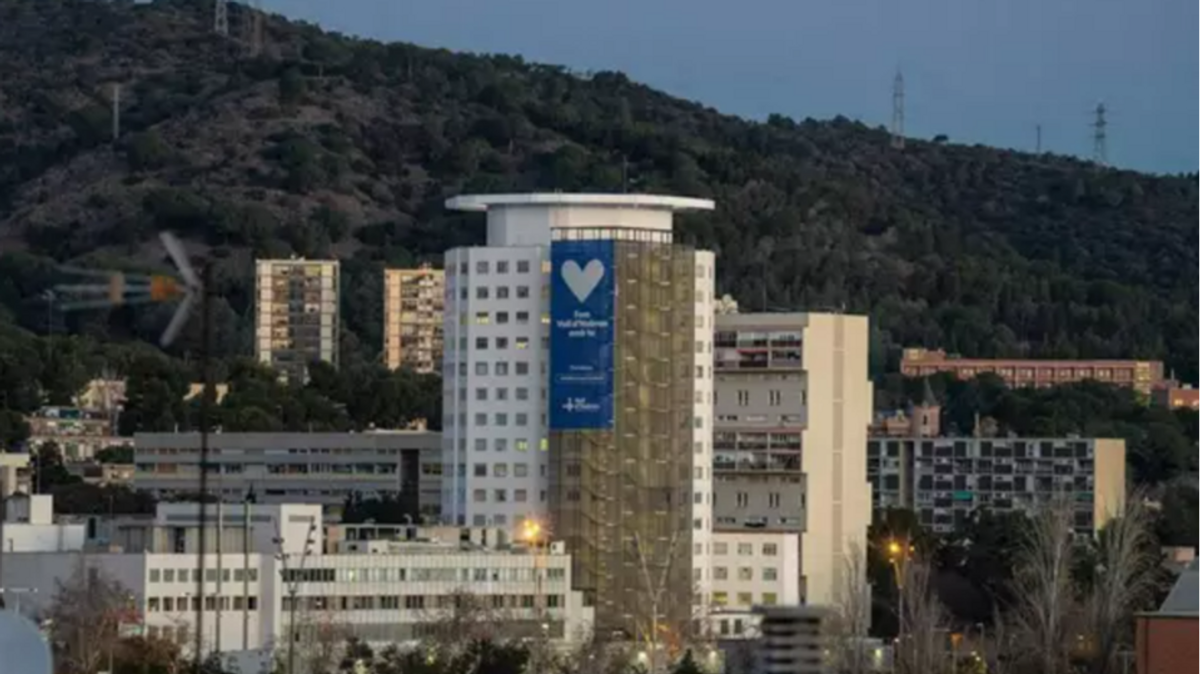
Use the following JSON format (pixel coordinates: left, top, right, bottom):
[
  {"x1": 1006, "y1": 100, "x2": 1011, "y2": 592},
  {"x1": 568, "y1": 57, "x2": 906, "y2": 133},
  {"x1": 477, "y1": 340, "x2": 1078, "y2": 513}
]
[
  {"x1": 894, "y1": 557, "x2": 951, "y2": 674},
  {"x1": 96, "y1": 444, "x2": 134, "y2": 464},
  {"x1": 669, "y1": 650, "x2": 704, "y2": 674},
  {"x1": 43, "y1": 558, "x2": 138, "y2": 674},
  {"x1": 1003, "y1": 504, "x2": 1080, "y2": 674},
  {"x1": 826, "y1": 542, "x2": 872, "y2": 674}
]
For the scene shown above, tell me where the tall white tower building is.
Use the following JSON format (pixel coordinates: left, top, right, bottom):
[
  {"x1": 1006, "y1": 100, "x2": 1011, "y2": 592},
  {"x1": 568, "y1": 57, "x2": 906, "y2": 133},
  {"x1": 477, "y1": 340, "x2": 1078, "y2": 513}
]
[{"x1": 443, "y1": 194, "x2": 715, "y2": 639}]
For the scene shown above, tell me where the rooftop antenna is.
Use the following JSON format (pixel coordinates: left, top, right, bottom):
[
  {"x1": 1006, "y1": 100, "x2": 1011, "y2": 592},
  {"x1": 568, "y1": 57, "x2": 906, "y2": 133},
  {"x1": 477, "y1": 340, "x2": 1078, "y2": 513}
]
[
  {"x1": 214, "y1": 0, "x2": 229, "y2": 37},
  {"x1": 1092, "y1": 102, "x2": 1108, "y2": 166},
  {"x1": 890, "y1": 69, "x2": 905, "y2": 150}
]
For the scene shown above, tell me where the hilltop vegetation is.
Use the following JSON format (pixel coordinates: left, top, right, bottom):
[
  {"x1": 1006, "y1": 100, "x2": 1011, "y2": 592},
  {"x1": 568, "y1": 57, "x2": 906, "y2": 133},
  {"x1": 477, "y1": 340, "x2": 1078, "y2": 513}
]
[{"x1": 0, "y1": 0, "x2": 1195, "y2": 384}]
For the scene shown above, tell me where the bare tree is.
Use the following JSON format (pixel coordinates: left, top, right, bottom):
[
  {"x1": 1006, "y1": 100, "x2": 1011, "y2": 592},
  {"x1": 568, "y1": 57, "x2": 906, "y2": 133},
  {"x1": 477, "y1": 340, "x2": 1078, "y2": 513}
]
[
  {"x1": 1005, "y1": 503, "x2": 1081, "y2": 674},
  {"x1": 42, "y1": 556, "x2": 136, "y2": 674},
  {"x1": 1081, "y1": 496, "x2": 1159, "y2": 674},
  {"x1": 894, "y1": 557, "x2": 951, "y2": 674},
  {"x1": 825, "y1": 542, "x2": 872, "y2": 674}
]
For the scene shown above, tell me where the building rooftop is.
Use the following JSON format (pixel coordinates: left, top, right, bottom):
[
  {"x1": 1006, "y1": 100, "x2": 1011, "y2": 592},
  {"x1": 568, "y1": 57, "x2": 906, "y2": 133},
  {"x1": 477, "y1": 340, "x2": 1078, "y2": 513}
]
[
  {"x1": 445, "y1": 193, "x2": 715, "y2": 212},
  {"x1": 1156, "y1": 560, "x2": 1199, "y2": 616}
]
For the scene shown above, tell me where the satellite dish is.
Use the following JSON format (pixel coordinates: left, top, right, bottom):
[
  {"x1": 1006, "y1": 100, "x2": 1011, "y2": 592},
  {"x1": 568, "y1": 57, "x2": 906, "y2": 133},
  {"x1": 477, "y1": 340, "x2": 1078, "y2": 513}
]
[{"x1": 0, "y1": 611, "x2": 52, "y2": 674}]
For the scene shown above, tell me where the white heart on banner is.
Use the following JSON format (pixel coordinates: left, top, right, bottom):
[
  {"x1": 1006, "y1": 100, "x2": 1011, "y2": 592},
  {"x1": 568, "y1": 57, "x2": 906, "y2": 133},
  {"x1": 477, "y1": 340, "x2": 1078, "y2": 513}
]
[{"x1": 561, "y1": 259, "x2": 605, "y2": 303}]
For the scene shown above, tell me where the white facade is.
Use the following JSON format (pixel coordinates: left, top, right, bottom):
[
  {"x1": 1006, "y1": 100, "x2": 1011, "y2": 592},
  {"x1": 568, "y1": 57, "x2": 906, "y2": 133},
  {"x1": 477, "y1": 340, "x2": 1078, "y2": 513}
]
[
  {"x1": 441, "y1": 245, "x2": 551, "y2": 528},
  {"x1": 0, "y1": 494, "x2": 86, "y2": 553},
  {"x1": 709, "y1": 531, "x2": 802, "y2": 638},
  {"x1": 691, "y1": 251, "x2": 716, "y2": 605},
  {"x1": 133, "y1": 432, "x2": 441, "y2": 514},
  {"x1": 0, "y1": 538, "x2": 592, "y2": 659}
]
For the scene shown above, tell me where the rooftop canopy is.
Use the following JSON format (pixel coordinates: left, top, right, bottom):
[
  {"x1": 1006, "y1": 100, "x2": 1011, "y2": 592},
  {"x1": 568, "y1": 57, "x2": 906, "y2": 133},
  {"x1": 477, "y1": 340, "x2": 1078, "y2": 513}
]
[{"x1": 445, "y1": 193, "x2": 715, "y2": 212}]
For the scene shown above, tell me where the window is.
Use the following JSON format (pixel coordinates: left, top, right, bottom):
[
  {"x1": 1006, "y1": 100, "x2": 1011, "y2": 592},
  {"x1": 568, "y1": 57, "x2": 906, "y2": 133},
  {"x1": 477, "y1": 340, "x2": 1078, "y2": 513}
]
[
  {"x1": 496, "y1": 362, "x2": 509, "y2": 376},
  {"x1": 148, "y1": 597, "x2": 161, "y2": 611},
  {"x1": 474, "y1": 413, "x2": 487, "y2": 426},
  {"x1": 516, "y1": 387, "x2": 529, "y2": 400},
  {"x1": 514, "y1": 464, "x2": 528, "y2": 477},
  {"x1": 475, "y1": 312, "x2": 490, "y2": 325},
  {"x1": 763, "y1": 568, "x2": 778, "y2": 581},
  {"x1": 493, "y1": 463, "x2": 508, "y2": 478},
  {"x1": 516, "y1": 413, "x2": 528, "y2": 426},
  {"x1": 474, "y1": 439, "x2": 487, "y2": 452},
  {"x1": 475, "y1": 388, "x2": 488, "y2": 401},
  {"x1": 494, "y1": 489, "x2": 508, "y2": 502},
  {"x1": 738, "y1": 567, "x2": 753, "y2": 581},
  {"x1": 494, "y1": 438, "x2": 508, "y2": 452},
  {"x1": 712, "y1": 592, "x2": 728, "y2": 606},
  {"x1": 515, "y1": 362, "x2": 529, "y2": 375},
  {"x1": 149, "y1": 569, "x2": 161, "y2": 583},
  {"x1": 516, "y1": 337, "x2": 529, "y2": 349},
  {"x1": 769, "y1": 390, "x2": 782, "y2": 406},
  {"x1": 516, "y1": 440, "x2": 529, "y2": 452},
  {"x1": 762, "y1": 543, "x2": 779, "y2": 556},
  {"x1": 496, "y1": 337, "x2": 509, "y2": 350},
  {"x1": 475, "y1": 362, "x2": 489, "y2": 376},
  {"x1": 737, "y1": 592, "x2": 753, "y2": 606},
  {"x1": 515, "y1": 489, "x2": 528, "y2": 502},
  {"x1": 737, "y1": 390, "x2": 749, "y2": 407},
  {"x1": 714, "y1": 567, "x2": 728, "y2": 580},
  {"x1": 475, "y1": 337, "x2": 488, "y2": 349},
  {"x1": 163, "y1": 569, "x2": 175, "y2": 582},
  {"x1": 476, "y1": 287, "x2": 489, "y2": 300},
  {"x1": 736, "y1": 492, "x2": 749, "y2": 508},
  {"x1": 761, "y1": 592, "x2": 778, "y2": 606},
  {"x1": 713, "y1": 542, "x2": 728, "y2": 555},
  {"x1": 474, "y1": 464, "x2": 487, "y2": 477},
  {"x1": 737, "y1": 543, "x2": 753, "y2": 556},
  {"x1": 473, "y1": 490, "x2": 486, "y2": 502},
  {"x1": 495, "y1": 413, "x2": 508, "y2": 426},
  {"x1": 476, "y1": 261, "x2": 489, "y2": 274},
  {"x1": 497, "y1": 261, "x2": 509, "y2": 274},
  {"x1": 517, "y1": 311, "x2": 530, "y2": 324},
  {"x1": 496, "y1": 286, "x2": 509, "y2": 299},
  {"x1": 768, "y1": 492, "x2": 781, "y2": 508},
  {"x1": 517, "y1": 260, "x2": 530, "y2": 273},
  {"x1": 517, "y1": 285, "x2": 530, "y2": 299}
]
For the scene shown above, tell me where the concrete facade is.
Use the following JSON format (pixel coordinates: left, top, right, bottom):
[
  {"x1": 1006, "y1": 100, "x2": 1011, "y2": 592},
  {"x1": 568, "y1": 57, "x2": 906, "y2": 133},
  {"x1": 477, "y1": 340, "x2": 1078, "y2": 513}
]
[
  {"x1": 384, "y1": 265, "x2": 445, "y2": 374},
  {"x1": 255, "y1": 258, "x2": 340, "y2": 383},
  {"x1": 867, "y1": 436, "x2": 1126, "y2": 534},
  {"x1": 712, "y1": 312, "x2": 873, "y2": 608},
  {"x1": 900, "y1": 348, "x2": 1165, "y2": 395}
]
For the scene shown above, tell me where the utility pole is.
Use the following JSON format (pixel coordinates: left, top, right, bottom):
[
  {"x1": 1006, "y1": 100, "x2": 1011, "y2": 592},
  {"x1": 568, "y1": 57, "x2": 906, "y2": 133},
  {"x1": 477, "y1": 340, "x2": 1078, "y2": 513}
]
[
  {"x1": 111, "y1": 83, "x2": 121, "y2": 141},
  {"x1": 1092, "y1": 102, "x2": 1108, "y2": 166},
  {"x1": 214, "y1": 0, "x2": 229, "y2": 36},
  {"x1": 890, "y1": 70, "x2": 905, "y2": 150},
  {"x1": 1035, "y1": 123, "x2": 1042, "y2": 154},
  {"x1": 193, "y1": 262, "x2": 214, "y2": 669},
  {"x1": 242, "y1": 486, "x2": 254, "y2": 651}
]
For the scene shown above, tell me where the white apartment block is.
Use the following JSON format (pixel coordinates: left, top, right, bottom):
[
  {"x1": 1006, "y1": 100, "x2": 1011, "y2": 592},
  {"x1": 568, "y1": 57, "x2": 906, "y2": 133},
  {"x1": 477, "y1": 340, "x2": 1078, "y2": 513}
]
[
  {"x1": 255, "y1": 258, "x2": 339, "y2": 383},
  {"x1": 709, "y1": 531, "x2": 802, "y2": 639},
  {"x1": 133, "y1": 432, "x2": 441, "y2": 516},
  {"x1": 713, "y1": 312, "x2": 873, "y2": 607}
]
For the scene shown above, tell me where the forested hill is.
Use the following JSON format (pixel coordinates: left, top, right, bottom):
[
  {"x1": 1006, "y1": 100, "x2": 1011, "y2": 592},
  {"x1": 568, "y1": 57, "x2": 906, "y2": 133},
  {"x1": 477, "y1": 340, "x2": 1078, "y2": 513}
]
[{"x1": 0, "y1": 0, "x2": 1196, "y2": 379}]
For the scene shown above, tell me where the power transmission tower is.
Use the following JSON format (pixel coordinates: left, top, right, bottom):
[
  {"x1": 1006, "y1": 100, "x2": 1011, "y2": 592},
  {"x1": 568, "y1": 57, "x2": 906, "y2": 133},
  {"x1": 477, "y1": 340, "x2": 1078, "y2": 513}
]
[
  {"x1": 891, "y1": 70, "x2": 905, "y2": 150},
  {"x1": 1092, "y1": 102, "x2": 1108, "y2": 166},
  {"x1": 244, "y1": 0, "x2": 264, "y2": 57},
  {"x1": 214, "y1": 0, "x2": 228, "y2": 36}
]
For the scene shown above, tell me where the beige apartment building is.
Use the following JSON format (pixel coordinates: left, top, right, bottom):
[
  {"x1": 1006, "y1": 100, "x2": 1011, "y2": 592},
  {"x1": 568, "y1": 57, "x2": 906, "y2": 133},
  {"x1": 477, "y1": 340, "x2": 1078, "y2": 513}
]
[
  {"x1": 255, "y1": 258, "x2": 339, "y2": 383},
  {"x1": 712, "y1": 312, "x2": 873, "y2": 607},
  {"x1": 383, "y1": 265, "x2": 445, "y2": 374}
]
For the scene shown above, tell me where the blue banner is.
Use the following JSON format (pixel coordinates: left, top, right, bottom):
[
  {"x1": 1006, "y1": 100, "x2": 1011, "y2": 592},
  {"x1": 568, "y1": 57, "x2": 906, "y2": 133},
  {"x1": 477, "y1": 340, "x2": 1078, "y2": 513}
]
[{"x1": 549, "y1": 239, "x2": 616, "y2": 430}]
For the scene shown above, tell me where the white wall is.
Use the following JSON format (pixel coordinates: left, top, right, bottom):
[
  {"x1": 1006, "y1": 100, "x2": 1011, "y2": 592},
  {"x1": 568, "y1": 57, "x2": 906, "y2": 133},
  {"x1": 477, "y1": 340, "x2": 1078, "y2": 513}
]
[
  {"x1": 691, "y1": 251, "x2": 716, "y2": 608},
  {"x1": 709, "y1": 531, "x2": 801, "y2": 638}
]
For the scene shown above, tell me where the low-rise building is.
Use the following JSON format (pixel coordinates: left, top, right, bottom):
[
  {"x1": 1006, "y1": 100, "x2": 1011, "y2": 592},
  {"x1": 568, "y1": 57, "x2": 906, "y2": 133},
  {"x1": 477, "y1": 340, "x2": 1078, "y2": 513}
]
[
  {"x1": 0, "y1": 452, "x2": 31, "y2": 497},
  {"x1": 708, "y1": 532, "x2": 801, "y2": 640},
  {"x1": 900, "y1": 348, "x2": 1165, "y2": 395},
  {"x1": 0, "y1": 494, "x2": 86, "y2": 553},
  {"x1": 133, "y1": 432, "x2": 442, "y2": 517},
  {"x1": 1150, "y1": 384, "x2": 1199, "y2": 411},
  {"x1": 1136, "y1": 560, "x2": 1197, "y2": 674},
  {"x1": 66, "y1": 461, "x2": 135, "y2": 487},
  {"x1": 0, "y1": 499, "x2": 593, "y2": 657},
  {"x1": 27, "y1": 406, "x2": 127, "y2": 462},
  {"x1": 867, "y1": 436, "x2": 1126, "y2": 534}
]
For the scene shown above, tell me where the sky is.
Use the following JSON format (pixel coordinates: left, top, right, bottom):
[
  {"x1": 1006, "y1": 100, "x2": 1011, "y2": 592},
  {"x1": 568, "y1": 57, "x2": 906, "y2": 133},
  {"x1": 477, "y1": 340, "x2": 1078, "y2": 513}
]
[{"x1": 263, "y1": 0, "x2": 1197, "y2": 175}]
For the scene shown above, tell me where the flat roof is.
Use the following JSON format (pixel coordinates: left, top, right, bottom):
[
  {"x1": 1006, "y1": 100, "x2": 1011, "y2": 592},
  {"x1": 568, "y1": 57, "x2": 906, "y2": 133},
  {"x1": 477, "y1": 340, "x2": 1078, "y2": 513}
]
[{"x1": 445, "y1": 193, "x2": 715, "y2": 212}]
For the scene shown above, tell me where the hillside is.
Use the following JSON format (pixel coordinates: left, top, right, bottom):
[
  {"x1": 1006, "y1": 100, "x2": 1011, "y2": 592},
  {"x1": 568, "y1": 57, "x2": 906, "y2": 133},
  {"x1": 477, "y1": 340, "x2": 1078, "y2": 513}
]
[{"x1": 0, "y1": 0, "x2": 1196, "y2": 379}]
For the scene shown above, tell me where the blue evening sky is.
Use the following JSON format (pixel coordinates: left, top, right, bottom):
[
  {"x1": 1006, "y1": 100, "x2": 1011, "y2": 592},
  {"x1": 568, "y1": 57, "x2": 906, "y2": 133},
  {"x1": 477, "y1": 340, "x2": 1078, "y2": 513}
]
[{"x1": 264, "y1": 0, "x2": 1197, "y2": 175}]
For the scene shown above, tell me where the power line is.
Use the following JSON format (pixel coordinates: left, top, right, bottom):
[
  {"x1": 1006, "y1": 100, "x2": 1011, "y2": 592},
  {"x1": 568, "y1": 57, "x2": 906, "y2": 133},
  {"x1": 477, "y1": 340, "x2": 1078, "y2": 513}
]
[
  {"x1": 1092, "y1": 102, "x2": 1108, "y2": 166},
  {"x1": 891, "y1": 70, "x2": 905, "y2": 150}
]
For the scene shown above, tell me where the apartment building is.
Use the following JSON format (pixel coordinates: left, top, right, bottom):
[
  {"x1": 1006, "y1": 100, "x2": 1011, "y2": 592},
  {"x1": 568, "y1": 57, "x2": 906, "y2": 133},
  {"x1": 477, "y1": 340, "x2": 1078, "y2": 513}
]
[
  {"x1": 26, "y1": 405, "x2": 126, "y2": 461},
  {"x1": 712, "y1": 312, "x2": 873, "y2": 607},
  {"x1": 867, "y1": 436, "x2": 1126, "y2": 533},
  {"x1": 132, "y1": 431, "x2": 441, "y2": 517},
  {"x1": 255, "y1": 258, "x2": 340, "y2": 383},
  {"x1": 900, "y1": 348, "x2": 1165, "y2": 395},
  {"x1": 1151, "y1": 384, "x2": 1199, "y2": 411},
  {"x1": 0, "y1": 499, "x2": 592, "y2": 658},
  {"x1": 384, "y1": 265, "x2": 445, "y2": 374},
  {"x1": 445, "y1": 193, "x2": 715, "y2": 641}
]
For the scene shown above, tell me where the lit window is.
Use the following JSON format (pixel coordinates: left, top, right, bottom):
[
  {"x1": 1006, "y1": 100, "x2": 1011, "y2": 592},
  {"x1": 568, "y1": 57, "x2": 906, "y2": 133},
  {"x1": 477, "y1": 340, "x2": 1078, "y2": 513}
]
[
  {"x1": 516, "y1": 337, "x2": 529, "y2": 349},
  {"x1": 475, "y1": 312, "x2": 490, "y2": 325}
]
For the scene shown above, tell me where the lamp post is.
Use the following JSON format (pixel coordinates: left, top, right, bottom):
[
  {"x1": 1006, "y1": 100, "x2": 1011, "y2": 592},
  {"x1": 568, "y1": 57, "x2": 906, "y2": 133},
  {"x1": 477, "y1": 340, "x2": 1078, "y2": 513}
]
[{"x1": 523, "y1": 519, "x2": 549, "y2": 674}]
